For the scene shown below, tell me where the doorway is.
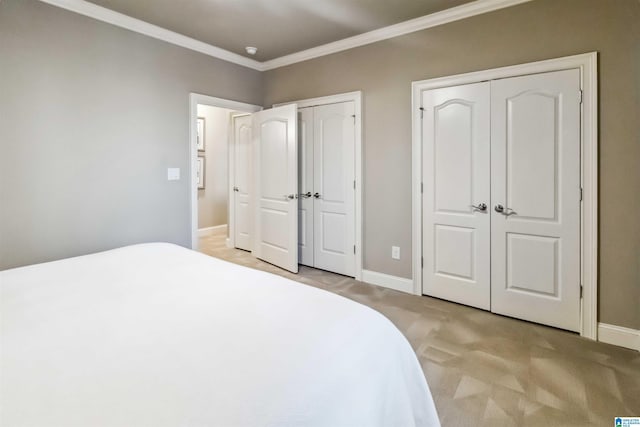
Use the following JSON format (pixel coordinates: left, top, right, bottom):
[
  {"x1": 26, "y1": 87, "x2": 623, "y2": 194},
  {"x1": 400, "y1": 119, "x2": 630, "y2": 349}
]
[{"x1": 188, "y1": 94, "x2": 261, "y2": 250}]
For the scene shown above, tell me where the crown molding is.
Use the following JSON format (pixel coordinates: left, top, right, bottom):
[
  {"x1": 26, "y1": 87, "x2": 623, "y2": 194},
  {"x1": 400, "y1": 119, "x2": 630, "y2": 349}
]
[
  {"x1": 261, "y1": 0, "x2": 533, "y2": 70},
  {"x1": 38, "y1": 0, "x2": 263, "y2": 71},
  {"x1": 39, "y1": 0, "x2": 533, "y2": 72}
]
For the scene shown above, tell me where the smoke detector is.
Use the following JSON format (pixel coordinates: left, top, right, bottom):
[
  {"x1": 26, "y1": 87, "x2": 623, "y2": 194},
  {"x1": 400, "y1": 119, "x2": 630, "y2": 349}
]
[{"x1": 245, "y1": 46, "x2": 258, "y2": 55}]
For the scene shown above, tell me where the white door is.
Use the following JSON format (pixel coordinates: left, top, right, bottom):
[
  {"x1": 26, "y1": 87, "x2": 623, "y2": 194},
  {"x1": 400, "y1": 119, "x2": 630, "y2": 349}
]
[
  {"x1": 298, "y1": 107, "x2": 314, "y2": 266},
  {"x1": 252, "y1": 104, "x2": 299, "y2": 273},
  {"x1": 490, "y1": 69, "x2": 581, "y2": 331},
  {"x1": 232, "y1": 114, "x2": 252, "y2": 251},
  {"x1": 422, "y1": 82, "x2": 491, "y2": 310},
  {"x1": 313, "y1": 102, "x2": 356, "y2": 276}
]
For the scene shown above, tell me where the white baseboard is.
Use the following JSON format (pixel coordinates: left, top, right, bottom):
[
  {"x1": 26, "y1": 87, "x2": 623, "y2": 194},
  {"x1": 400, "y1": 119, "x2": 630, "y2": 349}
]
[
  {"x1": 225, "y1": 238, "x2": 233, "y2": 248},
  {"x1": 198, "y1": 224, "x2": 227, "y2": 237},
  {"x1": 362, "y1": 270, "x2": 414, "y2": 294},
  {"x1": 598, "y1": 323, "x2": 640, "y2": 351}
]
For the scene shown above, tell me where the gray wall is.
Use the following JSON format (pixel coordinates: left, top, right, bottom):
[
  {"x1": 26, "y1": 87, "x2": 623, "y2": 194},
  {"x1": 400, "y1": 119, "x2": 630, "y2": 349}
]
[
  {"x1": 263, "y1": 0, "x2": 640, "y2": 330},
  {"x1": 196, "y1": 105, "x2": 232, "y2": 229},
  {"x1": 2, "y1": 0, "x2": 638, "y2": 331},
  {"x1": 0, "y1": 0, "x2": 262, "y2": 269}
]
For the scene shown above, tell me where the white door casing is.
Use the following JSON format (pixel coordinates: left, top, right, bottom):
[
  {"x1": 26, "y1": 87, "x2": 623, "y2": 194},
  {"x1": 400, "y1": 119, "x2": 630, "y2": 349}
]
[
  {"x1": 422, "y1": 82, "x2": 491, "y2": 310},
  {"x1": 313, "y1": 102, "x2": 356, "y2": 276},
  {"x1": 232, "y1": 114, "x2": 252, "y2": 251},
  {"x1": 252, "y1": 104, "x2": 299, "y2": 273},
  {"x1": 490, "y1": 69, "x2": 581, "y2": 332}
]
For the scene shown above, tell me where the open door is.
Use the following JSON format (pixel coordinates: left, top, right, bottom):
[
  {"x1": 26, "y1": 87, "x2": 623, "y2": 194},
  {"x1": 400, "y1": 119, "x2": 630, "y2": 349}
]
[{"x1": 252, "y1": 104, "x2": 299, "y2": 273}]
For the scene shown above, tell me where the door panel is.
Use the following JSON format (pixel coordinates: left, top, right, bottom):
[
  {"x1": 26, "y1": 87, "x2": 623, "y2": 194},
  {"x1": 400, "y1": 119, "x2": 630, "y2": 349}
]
[
  {"x1": 298, "y1": 107, "x2": 314, "y2": 266},
  {"x1": 253, "y1": 105, "x2": 298, "y2": 273},
  {"x1": 422, "y1": 82, "x2": 491, "y2": 310},
  {"x1": 233, "y1": 114, "x2": 252, "y2": 251},
  {"x1": 491, "y1": 69, "x2": 581, "y2": 331},
  {"x1": 313, "y1": 102, "x2": 355, "y2": 276}
]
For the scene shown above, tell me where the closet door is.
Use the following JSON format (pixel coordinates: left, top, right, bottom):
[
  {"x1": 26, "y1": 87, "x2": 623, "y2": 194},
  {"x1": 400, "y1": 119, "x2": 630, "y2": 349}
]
[
  {"x1": 421, "y1": 82, "x2": 491, "y2": 310},
  {"x1": 252, "y1": 104, "x2": 299, "y2": 273},
  {"x1": 313, "y1": 102, "x2": 356, "y2": 276},
  {"x1": 298, "y1": 107, "x2": 314, "y2": 266},
  {"x1": 232, "y1": 114, "x2": 252, "y2": 251},
  {"x1": 490, "y1": 69, "x2": 581, "y2": 331}
]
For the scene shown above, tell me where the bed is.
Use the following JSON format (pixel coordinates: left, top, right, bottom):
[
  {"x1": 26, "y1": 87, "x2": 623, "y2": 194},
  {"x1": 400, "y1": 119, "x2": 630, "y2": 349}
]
[{"x1": 1, "y1": 243, "x2": 439, "y2": 427}]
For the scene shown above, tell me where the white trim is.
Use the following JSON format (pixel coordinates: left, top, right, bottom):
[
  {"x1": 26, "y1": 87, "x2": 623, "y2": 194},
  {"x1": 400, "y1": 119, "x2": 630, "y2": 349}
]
[
  {"x1": 39, "y1": 0, "x2": 262, "y2": 70},
  {"x1": 189, "y1": 94, "x2": 262, "y2": 250},
  {"x1": 40, "y1": 0, "x2": 531, "y2": 72},
  {"x1": 411, "y1": 52, "x2": 599, "y2": 338},
  {"x1": 274, "y1": 91, "x2": 364, "y2": 281},
  {"x1": 198, "y1": 224, "x2": 227, "y2": 237},
  {"x1": 261, "y1": 0, "x2": 532, "y2": 70},
  {"x1": 362, "y1": 270, "x2": 414, "y2": 294},
  {"x1": 598, "y1": 323, "x2": 640, "y2": 352}
]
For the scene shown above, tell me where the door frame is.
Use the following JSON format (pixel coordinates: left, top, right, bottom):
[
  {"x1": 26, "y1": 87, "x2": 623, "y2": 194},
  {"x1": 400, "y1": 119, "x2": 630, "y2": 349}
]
[
  {"x1": 411, "y1": 52, "x2": 598, "y2": 340},
  {"x1": 274, "y1": 91, "x2": 364, "y2": 281},
  {"x1": 188, "y1": 93, "x2": 262, "y2": 250}
]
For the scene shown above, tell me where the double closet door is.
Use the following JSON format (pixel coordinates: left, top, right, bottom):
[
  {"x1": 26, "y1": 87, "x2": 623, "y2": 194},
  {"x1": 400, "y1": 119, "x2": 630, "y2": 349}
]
[
  {"x1": 422, "y1": 69, "x2": 581, "y2": 332},
  {"x1": 298, "y1": 102, "x2": 356, "y2": 277}
]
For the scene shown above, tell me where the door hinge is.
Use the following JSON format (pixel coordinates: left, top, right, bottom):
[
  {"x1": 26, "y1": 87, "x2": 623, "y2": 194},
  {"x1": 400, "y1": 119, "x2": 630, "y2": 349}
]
[
  {"x1": 352, "y1": 114, "x2": 356, "y2": 124},
  {"x1": 419, "y1": 107, "x2": 424, "y2": 119},
  {"x1": 353, "y1": 180, "x2": 356, "y2": 190},
  {"x1": 353, "y1": 245, "x2": 356, "y2": 254},
  {"x1": 580, "y1": 284, "x2": 583, "y2": 298},
  {"x1": 421, "y1": 257, "x2": 424, "y2": 268},
  {"x1": 580, "y1": 187, "x2": 583, "y2": 201},
  {"x1": 421, "y1": 182, "x2": 423, "y2": 194},
  {"x1": 578, "y1": 90, "x2": 583, "y2": 104}
]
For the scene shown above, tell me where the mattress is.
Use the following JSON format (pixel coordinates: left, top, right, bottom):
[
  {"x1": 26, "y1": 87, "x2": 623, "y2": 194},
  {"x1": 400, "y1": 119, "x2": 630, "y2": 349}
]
[{"x1": 1, "y1": 243, "x2": 439, "y2": 426}]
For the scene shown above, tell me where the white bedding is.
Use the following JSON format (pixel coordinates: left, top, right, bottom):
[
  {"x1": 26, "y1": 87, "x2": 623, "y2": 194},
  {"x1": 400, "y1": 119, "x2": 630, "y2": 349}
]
[{"x1": 1, "y1": 243, "x2": 439, "y2": 427}]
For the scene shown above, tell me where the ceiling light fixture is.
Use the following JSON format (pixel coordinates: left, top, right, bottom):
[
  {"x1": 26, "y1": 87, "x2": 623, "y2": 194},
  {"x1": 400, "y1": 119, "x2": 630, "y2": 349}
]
[{"x1": 245, "y1": 46, "x2": 258, "y2": 55}]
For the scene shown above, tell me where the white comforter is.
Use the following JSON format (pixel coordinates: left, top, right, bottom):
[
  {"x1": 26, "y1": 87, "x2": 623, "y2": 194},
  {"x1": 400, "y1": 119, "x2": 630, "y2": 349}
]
[{"x1": 1, "y1": 243, "x2": 439, "y2": 427}]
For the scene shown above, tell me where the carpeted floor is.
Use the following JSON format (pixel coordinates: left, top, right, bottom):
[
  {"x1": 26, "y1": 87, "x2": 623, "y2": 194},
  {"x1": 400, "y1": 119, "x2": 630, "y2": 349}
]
[{"x1": 199, "y1": 232, "x2": 639, "y2": 426}]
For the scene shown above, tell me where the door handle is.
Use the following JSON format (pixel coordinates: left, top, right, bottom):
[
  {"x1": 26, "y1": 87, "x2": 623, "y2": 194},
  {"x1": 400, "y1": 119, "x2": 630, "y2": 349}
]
[
  {"x1": 284, "y1": 194, "x2": 297, "y2": 200},
  {"x1": 299, "y1": 192, "x2": 312, "y2": 198},
  {"x1": 313, "y1": 193, "x2": 321, "y2": 199},
  {"x1": 233, "y1": 186, "x2": 239, "y2": 192},
  {"x1": 494, "y1": 204, "x2": 515, "y2": 215},
  {"x1": 471, "y1": 203, "x2": 487, "y2": 212}
]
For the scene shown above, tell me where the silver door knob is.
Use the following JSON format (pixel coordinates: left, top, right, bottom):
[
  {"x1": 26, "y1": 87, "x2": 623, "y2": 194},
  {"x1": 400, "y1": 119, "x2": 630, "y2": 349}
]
[
  {"x1": 495, "y1": 204, "x2": 504, "y2": 213},
  {"x1": 313, "y1": 192, "x2": 321, "y2": 199},
  {"x1": 233, "y1": 186, "x2": 239, "y2": 192},
  {"x1": 471, "y1": 203, "x2": 487, "y2": 211},
  {"x1": 300, "y1": 192, "x2": 312, "y2": 198}
]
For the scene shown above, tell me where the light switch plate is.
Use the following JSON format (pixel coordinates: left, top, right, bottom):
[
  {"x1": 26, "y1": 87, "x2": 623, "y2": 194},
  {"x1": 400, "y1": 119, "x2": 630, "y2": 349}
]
[{"x1": 167, "y1": 168, "x2": 180, "y2": 181}]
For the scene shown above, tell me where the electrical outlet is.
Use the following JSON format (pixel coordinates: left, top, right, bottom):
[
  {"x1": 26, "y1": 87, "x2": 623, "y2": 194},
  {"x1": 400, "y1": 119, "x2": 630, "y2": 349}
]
[{"x1": 391, "y1": 246, "x2": 400, "y2": 260}]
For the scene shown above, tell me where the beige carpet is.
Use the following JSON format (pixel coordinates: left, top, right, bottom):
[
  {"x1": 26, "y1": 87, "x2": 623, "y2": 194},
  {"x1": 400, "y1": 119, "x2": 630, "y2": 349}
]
[{"x1": 199, "y1": 233, "x2": 639, "y2": 426}]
